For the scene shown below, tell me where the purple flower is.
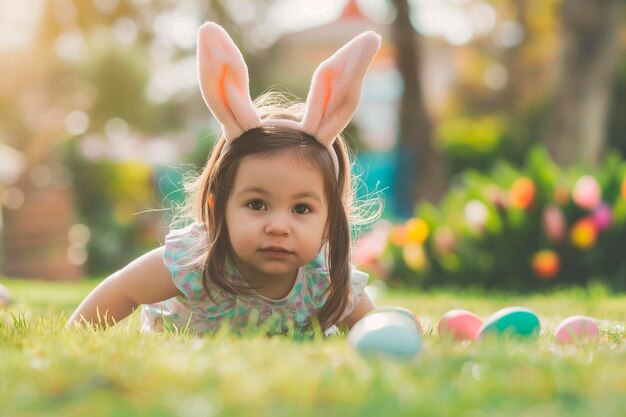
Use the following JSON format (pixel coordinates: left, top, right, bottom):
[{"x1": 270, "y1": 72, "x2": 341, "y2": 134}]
[{"x1": 592, "y1": 203, "x2": 613, "y2": 232}]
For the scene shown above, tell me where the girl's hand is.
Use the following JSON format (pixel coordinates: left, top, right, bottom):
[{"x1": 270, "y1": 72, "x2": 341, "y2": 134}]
[{"x1": 66, "y1": 247, "x2": 183, "y2": 329}]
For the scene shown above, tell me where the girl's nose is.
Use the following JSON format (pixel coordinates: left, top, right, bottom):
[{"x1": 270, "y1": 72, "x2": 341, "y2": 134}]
[{"x1": 265, "y1": 213, "x2": 290, "y2": 236}]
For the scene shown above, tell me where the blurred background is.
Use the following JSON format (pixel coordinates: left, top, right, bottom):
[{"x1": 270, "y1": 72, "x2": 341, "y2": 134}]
[{"x1": 1, "y1": 0, "x2": 625, "y2": 291}]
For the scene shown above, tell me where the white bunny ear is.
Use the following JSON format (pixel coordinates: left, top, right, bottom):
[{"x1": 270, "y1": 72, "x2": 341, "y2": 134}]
[
  {"x1": 300, "y1": 31, "x2": 381, "y2": 147},
  {"x1": 197, "y1": 22, "x2": 260, "y2": 141}
]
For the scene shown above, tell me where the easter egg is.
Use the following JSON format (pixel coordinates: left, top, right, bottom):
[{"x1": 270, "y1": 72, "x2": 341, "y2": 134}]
[
  {"x1": 375, "y1": 306, "x2": 424, "y2": 334},
  {"x1": 477, "y1": 306, "x2": 540, "y2": 339},
  {"x1": 438, "y1": 309, "x2": 483, "y2": 341},
  {"x1": 0, "y1": 284, "x2": 12, "y2": 307},
  {"x1": 555, "y1": 315, "x2": 600, "y2": 345},
  {"x1": 348, "y1": 308, "x2": 422, "y2": 358}
]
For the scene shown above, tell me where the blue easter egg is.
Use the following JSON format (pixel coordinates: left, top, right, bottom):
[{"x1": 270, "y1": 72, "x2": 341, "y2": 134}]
[
  {"x1": 477, "y1": 306, "x2": 540, "y2": 339},
  {"x1": 348, "y1": 310, "x2": 422, "y2": 358}
]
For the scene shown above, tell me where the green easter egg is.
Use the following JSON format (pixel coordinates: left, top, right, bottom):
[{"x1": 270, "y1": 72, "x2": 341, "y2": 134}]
[{"x1": 478, "y1": 306, "x2": 540, "y2": 339}]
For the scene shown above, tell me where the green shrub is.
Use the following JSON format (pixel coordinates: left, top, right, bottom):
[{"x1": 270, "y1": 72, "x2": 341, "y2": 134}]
[{"x1": 374, "y1": 146, "x2": 626, "y2": 291}]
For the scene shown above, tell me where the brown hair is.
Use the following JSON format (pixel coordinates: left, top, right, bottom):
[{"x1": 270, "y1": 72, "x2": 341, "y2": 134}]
[{"x1": 182, "y1": 94, "x2": 356, "y2": 330}]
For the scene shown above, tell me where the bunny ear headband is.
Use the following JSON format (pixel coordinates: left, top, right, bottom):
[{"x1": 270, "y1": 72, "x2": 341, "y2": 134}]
[{"x1": 197, "y1": 22, "x2": 381, "y2": 175}]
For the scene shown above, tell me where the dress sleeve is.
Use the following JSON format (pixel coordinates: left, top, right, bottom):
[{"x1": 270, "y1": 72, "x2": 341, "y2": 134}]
[
  {"x1": 162, "y1": 223, "x2": 207, "y2": 301},
  {"x1": 338, "y1": 266, "x2": 369, "y2": 322}
]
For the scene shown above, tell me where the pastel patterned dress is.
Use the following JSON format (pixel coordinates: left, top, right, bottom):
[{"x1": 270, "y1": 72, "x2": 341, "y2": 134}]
[{"x1": 140, "y1": 223, "x2": 368, "y2": 334}]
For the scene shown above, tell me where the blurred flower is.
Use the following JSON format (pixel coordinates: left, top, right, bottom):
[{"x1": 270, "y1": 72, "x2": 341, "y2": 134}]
[
  {"x1": 355, "y1": 221, "x2": 392, "y2": 266},
  {"x1": 389, "y1": 225, "x2": 407, "y2": 247},
  {"x1": 464, "y1": 199, "x2": 489, "y2": 229},
  {"x1": 591, "y1": 203, "x2": 612, "y2": 232},
  {"x1": 621, "y1": 177, "x2": 626, "y2": 200},
  {"x1": 542, "y1": 205, "x2": 566, "y2": 243},
  {"x1": 403, "y1": 243, "x2": 428, "y2": 272},
  {"x1": 509, "y1": 176, "x2": 535, "y2": 210},
  {"x1": 573, "y1": 175, "x2": 601, "y2": 210},
  {"x1": 485, "y1": 185, "x2": 507, "y2": 211},
  {"x1": 405, "y1": 218, "x2": 429, "y2": 245},
  {"x1": 531, "y1": 250, "x2": 560, "y2": 279},
  {"x1": 554, "y1": 183, "x2": 570, "y2": 205},
  {"x1": 433, "y1": 226, "x2": 457, "y2": 254},
  {"x1": 570, "y1": 218, "x2": 598, "y2": 250}
]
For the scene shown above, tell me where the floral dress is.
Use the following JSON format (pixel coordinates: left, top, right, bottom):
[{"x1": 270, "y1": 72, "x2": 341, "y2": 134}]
[{"x1": 140, "y1": 223, "x2": 368, "y2": 334}]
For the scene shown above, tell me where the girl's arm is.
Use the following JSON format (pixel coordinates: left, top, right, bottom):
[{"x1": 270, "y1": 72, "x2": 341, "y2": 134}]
[
  {"x1": 339, "y1": 292, "x2": 376, "y2": 330},
  {"x1": 67, "y1": 246, "x2": 183, "y2": 328}
]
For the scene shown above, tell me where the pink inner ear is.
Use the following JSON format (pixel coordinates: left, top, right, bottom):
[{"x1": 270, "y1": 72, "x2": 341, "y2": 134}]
[
  {"x1": 218, "y1": 65, "x2": 230, "y2": 112},
  {"x1": 322, "y1": 70, "x2": 334, "y2": 113}
]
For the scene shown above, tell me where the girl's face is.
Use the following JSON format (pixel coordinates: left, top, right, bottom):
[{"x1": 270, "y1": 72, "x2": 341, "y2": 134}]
[{"x1": 225, "y1": 151, "x2": 328, "y2": 284}]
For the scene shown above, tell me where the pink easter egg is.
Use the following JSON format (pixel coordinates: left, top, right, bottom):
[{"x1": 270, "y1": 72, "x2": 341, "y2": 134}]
[
  {"x1": 555, "y1": 315, "x2": 600, "y2": 345},
  {"x1": 438, "y1": 309, "x2": 483, "y2": 341}
]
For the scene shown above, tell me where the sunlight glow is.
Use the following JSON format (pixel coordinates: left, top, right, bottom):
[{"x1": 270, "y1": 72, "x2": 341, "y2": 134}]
[
  {"x1": 94, "y1": 0, "x2": 119, "y2": 14},
  {"x1": 112, "y1": 17, "x2": 139, "y2": 45},
  {"x1": 0, "y1": 0, "x2": 43, "y2": 51},
  {"x1": 413, "y1": 0, "x2": 497, "y2": 46},
  {"x1": 493, "y1": 20, "x2": 525, "y2": 48},
  {"x1": 269, "y1": 0, "x2": 342, "y2": 33},
  {"x1": 54, "y1": 30, "x2": 85, "y2": 62}
]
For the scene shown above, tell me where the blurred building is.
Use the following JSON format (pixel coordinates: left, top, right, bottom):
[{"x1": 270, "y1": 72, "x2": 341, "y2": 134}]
[{"x1": 1, "y1": 152, "x2": 84, "y2": 281}]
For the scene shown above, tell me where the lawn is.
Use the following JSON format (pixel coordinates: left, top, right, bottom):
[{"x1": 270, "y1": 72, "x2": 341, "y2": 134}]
[{"x1": 1, "y1": 277, "x2": 626, "y2": 417}]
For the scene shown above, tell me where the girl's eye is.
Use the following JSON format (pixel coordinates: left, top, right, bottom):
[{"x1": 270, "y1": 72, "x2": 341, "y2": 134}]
[
  {"x1": 293, "y1": 204, "x2": 312, "y2": 215},
  {"x1": 247, "y1": 200, "x2": 266, "y2": 210}
]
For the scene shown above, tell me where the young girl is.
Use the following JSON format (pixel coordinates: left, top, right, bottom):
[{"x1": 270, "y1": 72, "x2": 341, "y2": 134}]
[{"x1": 68, "y1": 22, "x2": 382, "y2": 334}]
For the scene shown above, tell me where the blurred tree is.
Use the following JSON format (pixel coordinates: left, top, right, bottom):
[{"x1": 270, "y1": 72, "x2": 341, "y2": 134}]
[
  {"x1": 543, "y1": 0, "x2": 624, "y2": 167},
  {"x1": 608, "y1": 54, "x2": 626, "y2": 157},
  {"x1": 0, "y1": 0, "x2": 191, "y2": 277},
  {"x1": 436, "y1": 0, "x2": 560, "y2": 173},
  {"x1": 391, "y1": 0, "x2": 449, "y2": 215}
]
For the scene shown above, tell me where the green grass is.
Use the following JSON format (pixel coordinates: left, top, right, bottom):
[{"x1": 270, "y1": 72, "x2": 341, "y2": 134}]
[{"x1": 1, "y1": 277, "x2": 626, "y2": 417}]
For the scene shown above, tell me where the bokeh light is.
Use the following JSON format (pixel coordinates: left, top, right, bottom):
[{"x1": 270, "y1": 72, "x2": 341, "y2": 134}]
[
  {"x1": 65, "y1": 111, "x2": 90, "y2": 136},
  {"x1": 2, "y1": 187, "x2": 25, "y2": 210}
]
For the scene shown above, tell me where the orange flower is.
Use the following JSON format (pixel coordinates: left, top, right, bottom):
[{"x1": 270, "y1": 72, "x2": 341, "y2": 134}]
[
  {"x1": 509, "y1": 177, "x2": 535, "y2": 210},
  {"x1": 405, "y1": 218, "x2": 429, "y2": 245},
  {"x1": 531, "y1": 250, "x2": 560, "y2": 279},
  {"x1": 389, "y1": 225, "x2": 407, "y2": 247},
  {"x1": 570, "y1": 218, "x2": 598, "y2": 250},
  {"x1": 621, "y1": 177, "x2": 626, "y2": 200}
]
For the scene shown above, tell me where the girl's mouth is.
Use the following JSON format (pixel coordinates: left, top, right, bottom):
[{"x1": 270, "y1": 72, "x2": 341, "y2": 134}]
[{"x1": 260, "y1": 246, "x2": 293, "y2": 256}]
